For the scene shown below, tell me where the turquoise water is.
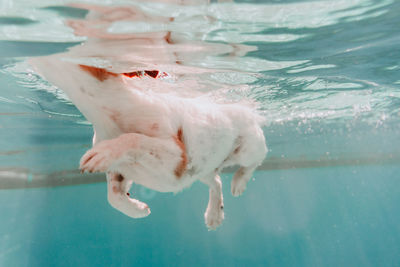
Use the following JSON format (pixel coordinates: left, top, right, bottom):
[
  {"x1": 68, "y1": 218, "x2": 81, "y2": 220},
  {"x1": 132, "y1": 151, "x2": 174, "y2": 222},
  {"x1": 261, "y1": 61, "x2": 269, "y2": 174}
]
[
  {"x1": 1, "y1": 0, "x2": 400, "y2": 266},
  {"x1": 1, "y1": 166, "x2": 400, "y2": 266}
]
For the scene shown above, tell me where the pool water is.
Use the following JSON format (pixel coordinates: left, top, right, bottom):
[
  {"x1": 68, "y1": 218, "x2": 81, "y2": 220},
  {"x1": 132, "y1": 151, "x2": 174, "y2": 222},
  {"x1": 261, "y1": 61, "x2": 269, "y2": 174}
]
[
  {"x1": 1, "y1": 0, "x2": 400, "y2": 266},
  {"x1": 1, "y1": 166, "x2": 400, "y2": 267}
]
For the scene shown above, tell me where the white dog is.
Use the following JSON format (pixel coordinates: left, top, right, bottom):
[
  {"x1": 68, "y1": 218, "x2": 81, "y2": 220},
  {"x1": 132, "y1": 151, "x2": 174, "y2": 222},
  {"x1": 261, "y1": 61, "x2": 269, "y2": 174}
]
[{"x1": 31, "y1": 58, "x2": 267, "y2": 230}]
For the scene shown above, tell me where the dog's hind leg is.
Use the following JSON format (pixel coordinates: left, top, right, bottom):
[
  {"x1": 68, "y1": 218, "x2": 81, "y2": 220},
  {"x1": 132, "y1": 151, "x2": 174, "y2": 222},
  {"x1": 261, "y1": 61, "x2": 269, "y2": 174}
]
[
  {"x1": 230, "y1": 130, "x2": 267, "y2": 197},
  {"x1": 231, "y1": 164, "x2": 259, "y2": 197},
  {"x1": 200, "y1": 174, "x2": 224, "y2": 230},
  {"x1": 106, "y1": 172, "x2": 151, "y2": 218}
]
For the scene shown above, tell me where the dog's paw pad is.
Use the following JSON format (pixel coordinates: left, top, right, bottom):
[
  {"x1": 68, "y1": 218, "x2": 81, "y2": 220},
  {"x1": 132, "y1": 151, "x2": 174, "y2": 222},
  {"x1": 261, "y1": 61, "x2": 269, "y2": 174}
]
[{"x1": 205, "y1": 207, "x2": 224, "y2": 230}]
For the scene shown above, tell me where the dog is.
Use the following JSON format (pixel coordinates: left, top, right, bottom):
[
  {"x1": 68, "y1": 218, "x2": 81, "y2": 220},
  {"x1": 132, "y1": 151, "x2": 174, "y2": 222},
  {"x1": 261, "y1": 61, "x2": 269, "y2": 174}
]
[
  {"x1": 30, "y1": 1, "x2": 267, "y2": 228},
  {"x1": 31, "y1": 56, "x2": 267, "y2": 229}
]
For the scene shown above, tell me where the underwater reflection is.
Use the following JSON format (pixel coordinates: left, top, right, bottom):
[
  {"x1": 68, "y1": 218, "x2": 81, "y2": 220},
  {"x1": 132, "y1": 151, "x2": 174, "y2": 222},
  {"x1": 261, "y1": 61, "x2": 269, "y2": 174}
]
[{"x1": 54, "y1": 2, "x2": 255, "y2": 84}]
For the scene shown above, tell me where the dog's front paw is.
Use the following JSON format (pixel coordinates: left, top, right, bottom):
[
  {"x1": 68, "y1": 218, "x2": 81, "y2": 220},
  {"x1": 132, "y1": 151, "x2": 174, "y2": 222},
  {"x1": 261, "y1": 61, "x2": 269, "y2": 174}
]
[
  {"x1": 205, "y1": 205, "x2": 224, "y2": 230},
  {"x1": 80, "y1": 141, "x2": 119, "y2": 173}
]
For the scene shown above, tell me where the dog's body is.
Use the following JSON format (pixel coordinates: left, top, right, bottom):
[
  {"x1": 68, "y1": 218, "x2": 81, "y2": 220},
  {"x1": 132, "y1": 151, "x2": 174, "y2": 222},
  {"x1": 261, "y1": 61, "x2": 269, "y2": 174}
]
[{"x1": 31, "y1": 57, "x2": 267, "y2": 229}]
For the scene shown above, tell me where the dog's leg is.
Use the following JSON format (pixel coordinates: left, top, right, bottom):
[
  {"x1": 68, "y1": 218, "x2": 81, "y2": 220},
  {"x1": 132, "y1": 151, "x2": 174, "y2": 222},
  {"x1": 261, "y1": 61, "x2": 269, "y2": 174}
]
[
  {"x1": 79, "y1": 132, "x2": 182, "y2": 175},
  {"x1": 106, "y1": 172, "x2": 151, "y2": 218},
  {"x1": 80, "y1": 132, "x2": 183, "y2": 218},
  {"x1": 79, "y1": 133, "x2": 153, "y2": 218},
  {"x1": 231, "y1": 164, "x2": 259, "y2": 197},
  {"x1": 79, "y1": 133, "x2": 140, "y2": 173},
  {"x1": 200, "y1": 174, "x2": 224, "y2": 230},
  {"x1": 230, "y1": 130, "x2": 267, "y2": 197}
]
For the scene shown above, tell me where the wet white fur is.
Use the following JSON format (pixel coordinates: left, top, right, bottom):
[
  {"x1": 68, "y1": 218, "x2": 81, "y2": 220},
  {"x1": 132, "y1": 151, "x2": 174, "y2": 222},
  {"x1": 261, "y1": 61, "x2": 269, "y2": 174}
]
[{"x1": 30, "y1": 56, "x2": 267, "y2": 230}]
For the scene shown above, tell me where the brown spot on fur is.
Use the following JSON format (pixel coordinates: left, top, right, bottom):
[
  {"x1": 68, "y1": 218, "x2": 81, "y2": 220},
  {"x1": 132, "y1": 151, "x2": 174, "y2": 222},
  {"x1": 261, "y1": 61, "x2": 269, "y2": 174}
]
[
  {"x1": 79, "y1": 64, "x2": 167, "y2": 82},
  {"x1": 123, "y1": 71, "x2": 141, "y2": 78},
  {"x1": 173, "y1": 51, "x2": 182, "y2": 65},
  {"x1": 144, "y1": 70, "x2": 159, "y2": 78},
  {"x1": 115, "y1": 174, "x2": 124, "y2": 182},
  {"x1": 164, "y1": 31, "x2": 173, "y2": 44},
  {"x1": 123, "y1": 70, "x2": 160, "y2": 79},
  {"x1": 79, "y1": 65, "x2": 117, "y2": 82},
  {"x1": 112, "y1": 186, "x2": 118, "y2": 193},
  {"x1": 173, "y1": 127, "x2": 187, "y2": 178}
]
